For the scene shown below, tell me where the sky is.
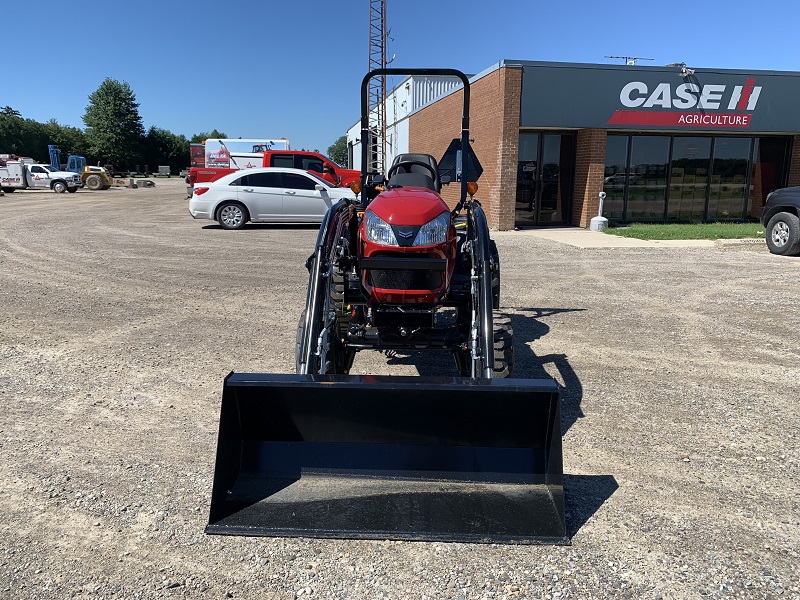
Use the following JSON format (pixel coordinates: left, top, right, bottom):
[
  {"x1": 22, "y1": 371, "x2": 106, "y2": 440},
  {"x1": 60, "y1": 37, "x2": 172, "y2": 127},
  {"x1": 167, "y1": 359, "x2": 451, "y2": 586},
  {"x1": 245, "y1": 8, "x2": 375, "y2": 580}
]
[{"x1": 4, "y1": 0, "x2": 798, "y2": 154}]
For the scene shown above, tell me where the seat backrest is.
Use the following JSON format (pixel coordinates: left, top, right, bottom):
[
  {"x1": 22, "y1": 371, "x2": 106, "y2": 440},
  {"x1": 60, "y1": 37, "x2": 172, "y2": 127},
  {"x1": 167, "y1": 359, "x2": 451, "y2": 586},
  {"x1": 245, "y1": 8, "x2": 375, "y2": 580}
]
[{"x1": 389, "y1": 153, "x2": 441, "y2": 192}]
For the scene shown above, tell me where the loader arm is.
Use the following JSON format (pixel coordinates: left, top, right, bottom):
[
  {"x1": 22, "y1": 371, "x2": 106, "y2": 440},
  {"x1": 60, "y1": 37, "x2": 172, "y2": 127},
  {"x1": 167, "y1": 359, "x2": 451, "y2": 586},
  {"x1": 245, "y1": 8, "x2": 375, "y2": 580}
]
[{"x1": 297, "y1": 199, "x2": 353, "y2": 374}]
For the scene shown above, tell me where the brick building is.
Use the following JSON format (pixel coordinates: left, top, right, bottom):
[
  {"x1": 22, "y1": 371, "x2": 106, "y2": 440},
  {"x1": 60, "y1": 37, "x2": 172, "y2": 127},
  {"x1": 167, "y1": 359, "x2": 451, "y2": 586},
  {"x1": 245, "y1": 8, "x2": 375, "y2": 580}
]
[{"x1": 347, "y1": 60, "x2": 800, "y2": 230}]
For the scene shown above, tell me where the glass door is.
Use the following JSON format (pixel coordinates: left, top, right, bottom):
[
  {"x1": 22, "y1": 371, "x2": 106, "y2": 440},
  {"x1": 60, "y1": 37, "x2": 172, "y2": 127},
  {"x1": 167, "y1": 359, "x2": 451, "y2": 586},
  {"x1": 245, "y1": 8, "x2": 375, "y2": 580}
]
[
  {"x1": 668, "y1": 137, "x2": 712, "y2": 221},
  {"x1": 516, "y1": 133, "x2": 574, "y2": 226},
  {"x1": 708, "y1": 137, "x2": 752, "y2": 220}
]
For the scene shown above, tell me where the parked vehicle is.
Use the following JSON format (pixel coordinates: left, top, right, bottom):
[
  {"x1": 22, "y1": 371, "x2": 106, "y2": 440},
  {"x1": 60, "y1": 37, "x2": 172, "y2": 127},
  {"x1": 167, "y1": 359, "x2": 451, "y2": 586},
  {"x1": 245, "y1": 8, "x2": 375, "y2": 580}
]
[
  {"x1": 188, "y1": 167, "x2": 356, "y2": 229},
  {"x1": 761, "y1": 186, "x2": 800, "y2": 256},
  {"x1": 48, "y1": 145, "x2": 86, "y2": 174},
  {"x1": 187, "y1": 149, "x2": 360, "y2": 191},
  {"x1": 603, "y1": 173, "x2": 641, "y2": 185},
  {"x1": 0, "y1": 157, "x2": 82, "y2": 193}
]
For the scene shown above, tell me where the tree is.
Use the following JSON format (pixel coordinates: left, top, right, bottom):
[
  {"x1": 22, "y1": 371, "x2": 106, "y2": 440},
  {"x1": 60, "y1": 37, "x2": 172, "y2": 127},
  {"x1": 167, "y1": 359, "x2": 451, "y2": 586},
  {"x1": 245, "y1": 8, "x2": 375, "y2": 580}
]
[
  {"x1": 190, "y1": 130, "x2": 227, "y2": 143},
  {"x1": 327, "y1": 135, "x2": 348, "y2": 167},
  {"x1": 144, "y1": 127, "x2": 190, "y2": 174},
  {"x1": 0, "y1": 110, "x2": 51, "y2": 161},
  {"x1": 1, "y1": 106, "x2": 21, "y2": 118},
  {"x1": 0, "y1": 108, "x2": 26, "y2": 155},
  {"x1": 83, "y1": 78, "x2": 145, "y2": 168},
  {"x1": 42, "y1": 120, "x2": 88, "y2": 159}
]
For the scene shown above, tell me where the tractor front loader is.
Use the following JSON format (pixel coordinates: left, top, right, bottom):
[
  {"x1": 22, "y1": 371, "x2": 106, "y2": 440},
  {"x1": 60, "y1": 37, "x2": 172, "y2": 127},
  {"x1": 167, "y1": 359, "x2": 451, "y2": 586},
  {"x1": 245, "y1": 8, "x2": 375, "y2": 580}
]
[{"x1": 206, "y1": 69, "x2": 568, "y2": 544}]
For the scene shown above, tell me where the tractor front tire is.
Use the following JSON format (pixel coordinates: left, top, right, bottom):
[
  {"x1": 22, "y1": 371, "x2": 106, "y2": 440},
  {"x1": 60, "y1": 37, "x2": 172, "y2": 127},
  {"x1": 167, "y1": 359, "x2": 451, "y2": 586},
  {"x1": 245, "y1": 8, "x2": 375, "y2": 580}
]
[
  {"x1": 85, "y1": 175, "x2": 103, "y2": 191},
  {"x1": 295, "y1": 310, "x2": 354, "y2": 375},
  {"x1": 490, "y1": 239, "x2": 500, "y2": 309},
  {"x1": 295, "y1": 313, "x2": 307, "y2": 374},
  {"x1": 492, "y1": 311, "x2": 514, "y2": 378}
]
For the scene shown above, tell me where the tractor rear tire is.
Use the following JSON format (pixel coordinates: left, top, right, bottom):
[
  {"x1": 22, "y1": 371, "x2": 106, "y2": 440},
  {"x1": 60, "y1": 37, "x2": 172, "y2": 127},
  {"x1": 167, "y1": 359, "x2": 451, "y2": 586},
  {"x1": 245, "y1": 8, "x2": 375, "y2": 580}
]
[
  {"x1": 85, "y1": 175, "x2": 103, "y2": 190},
  {"x1": 492, "y1": 311, "x2": 514, "y2": 378}
]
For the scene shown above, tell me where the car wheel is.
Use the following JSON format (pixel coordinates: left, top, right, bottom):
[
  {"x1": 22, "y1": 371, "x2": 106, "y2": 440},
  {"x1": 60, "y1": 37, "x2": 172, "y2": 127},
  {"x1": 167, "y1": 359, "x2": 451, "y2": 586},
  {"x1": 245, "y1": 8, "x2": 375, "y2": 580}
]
[
  {"x1": 85, "y1": 175, "x2": 103, "y2": 190},
  {"x1": 217, "y1": 202, "x2": 248, "y2": 230},
  {"x1": 765, "y1": 212, "x2": 800, "y2": 256},
  {"x1": 52, "y1": 181, "x2": 67, "y2": 193}
]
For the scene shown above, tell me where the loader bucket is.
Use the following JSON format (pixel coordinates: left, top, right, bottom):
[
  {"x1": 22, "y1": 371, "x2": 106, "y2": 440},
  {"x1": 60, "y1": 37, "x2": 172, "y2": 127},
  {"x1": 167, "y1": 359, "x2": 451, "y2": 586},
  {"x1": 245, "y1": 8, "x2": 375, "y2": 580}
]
[{"x1": 206, "y1": 373, "x2": 567, "y2": 544}]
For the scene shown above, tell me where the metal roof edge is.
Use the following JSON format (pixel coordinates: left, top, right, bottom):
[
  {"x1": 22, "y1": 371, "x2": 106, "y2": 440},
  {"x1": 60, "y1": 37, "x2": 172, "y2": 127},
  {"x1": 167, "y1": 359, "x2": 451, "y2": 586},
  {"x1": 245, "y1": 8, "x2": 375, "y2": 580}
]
[{"x1": 502, "y1": 59, "x2": 800, "y2": 77}]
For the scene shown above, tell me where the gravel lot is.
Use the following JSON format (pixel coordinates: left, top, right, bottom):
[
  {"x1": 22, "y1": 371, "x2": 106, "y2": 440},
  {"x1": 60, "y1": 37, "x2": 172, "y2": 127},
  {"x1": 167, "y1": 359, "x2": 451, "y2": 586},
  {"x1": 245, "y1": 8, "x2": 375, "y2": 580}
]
[{"x1": 1, "y1": 178, "x2": 798, "y2": 599}]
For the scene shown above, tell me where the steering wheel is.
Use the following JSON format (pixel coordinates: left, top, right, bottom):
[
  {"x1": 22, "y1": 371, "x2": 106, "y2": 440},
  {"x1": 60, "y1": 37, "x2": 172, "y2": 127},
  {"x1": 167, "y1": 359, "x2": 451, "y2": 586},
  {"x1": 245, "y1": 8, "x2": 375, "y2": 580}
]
[{"x1": 386, "y1": 160, "x2": 437, "y2": 182}]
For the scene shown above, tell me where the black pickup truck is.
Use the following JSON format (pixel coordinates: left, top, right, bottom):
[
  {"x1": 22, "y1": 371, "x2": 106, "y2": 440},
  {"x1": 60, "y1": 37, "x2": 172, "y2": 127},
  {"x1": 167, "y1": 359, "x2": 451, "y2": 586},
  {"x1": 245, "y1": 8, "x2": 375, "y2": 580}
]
[{"x1": 761, "y1": 186, "x2": 800, "y2": 256}]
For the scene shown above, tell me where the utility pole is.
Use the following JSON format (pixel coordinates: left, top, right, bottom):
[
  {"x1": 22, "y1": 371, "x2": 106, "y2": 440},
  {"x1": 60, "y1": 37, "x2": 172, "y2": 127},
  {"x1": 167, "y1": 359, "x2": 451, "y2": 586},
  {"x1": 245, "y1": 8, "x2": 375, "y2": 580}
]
[{"x1": 368, "y1": 0, "x2": 387, "y2": 174}]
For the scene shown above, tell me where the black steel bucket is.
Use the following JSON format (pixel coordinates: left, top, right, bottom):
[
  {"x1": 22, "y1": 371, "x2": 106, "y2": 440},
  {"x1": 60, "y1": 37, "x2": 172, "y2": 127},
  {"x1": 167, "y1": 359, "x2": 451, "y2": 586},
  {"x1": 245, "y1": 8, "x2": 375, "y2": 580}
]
[{"x1": 206, "y1": 373, "x2": 567, "y2": 544}]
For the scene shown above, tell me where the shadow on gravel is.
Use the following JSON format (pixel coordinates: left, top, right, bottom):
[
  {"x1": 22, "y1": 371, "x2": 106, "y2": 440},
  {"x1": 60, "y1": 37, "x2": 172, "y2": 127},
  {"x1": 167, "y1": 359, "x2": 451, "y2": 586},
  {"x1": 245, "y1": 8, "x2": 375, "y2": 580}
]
[
  {"x1": 512, "y1": 309, "x2": 619, "y2": 538},
  {"x1": 563, "y1": 474, "x2": 619, "y2": 537},
  {"x1": 382, "y1": 349, "x2": 459, "y2": 376},
  {"x1": 304, "y1": 309, "x2": 613, "y2": 541},
  {"x1": 378, "y1": 308, "x2": 585, "y2": 435},
  {"x1": 511, "y1": 308, "x2": 585, "y2": 435}
]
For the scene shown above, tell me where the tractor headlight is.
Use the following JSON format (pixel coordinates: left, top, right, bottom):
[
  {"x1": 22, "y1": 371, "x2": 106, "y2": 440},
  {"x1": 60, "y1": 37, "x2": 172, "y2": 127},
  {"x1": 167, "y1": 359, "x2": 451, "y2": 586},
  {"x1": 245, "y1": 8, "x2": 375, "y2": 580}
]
[
  {"x1": 364, "y1": 210, "x2": 398, "y2": 245},
  {"x1": 413, "y1": 212, "x2": 450, "y2": 246}
]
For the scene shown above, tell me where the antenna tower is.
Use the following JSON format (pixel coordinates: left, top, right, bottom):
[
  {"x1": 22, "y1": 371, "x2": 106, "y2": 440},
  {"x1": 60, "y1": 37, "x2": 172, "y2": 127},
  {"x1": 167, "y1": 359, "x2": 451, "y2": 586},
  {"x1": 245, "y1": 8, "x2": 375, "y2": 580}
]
[{"x1": 368, "y1": 0, "x2": 387, "y2": 173}]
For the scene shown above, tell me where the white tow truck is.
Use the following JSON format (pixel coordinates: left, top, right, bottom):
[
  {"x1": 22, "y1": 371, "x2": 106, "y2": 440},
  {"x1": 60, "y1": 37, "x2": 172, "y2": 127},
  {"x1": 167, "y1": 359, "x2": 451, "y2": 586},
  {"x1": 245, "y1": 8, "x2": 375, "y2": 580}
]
[{"x1": 0, "y1": 155, "x2": 82, "y2": 193}]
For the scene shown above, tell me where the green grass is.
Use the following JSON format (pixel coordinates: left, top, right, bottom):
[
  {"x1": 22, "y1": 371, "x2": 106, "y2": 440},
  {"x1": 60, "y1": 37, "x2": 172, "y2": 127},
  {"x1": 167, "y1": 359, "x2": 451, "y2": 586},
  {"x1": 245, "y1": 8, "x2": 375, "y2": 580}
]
[{"x1": 604, "y1": 222, "x2": 765, "y2": 241}]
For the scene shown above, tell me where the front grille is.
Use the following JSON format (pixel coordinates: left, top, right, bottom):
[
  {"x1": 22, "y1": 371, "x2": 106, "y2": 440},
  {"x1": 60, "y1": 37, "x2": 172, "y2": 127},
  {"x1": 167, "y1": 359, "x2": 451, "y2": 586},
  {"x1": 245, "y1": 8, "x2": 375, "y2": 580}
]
[
  {"x1": 365, "y1": 252, "x2": 446, "y2": 290},
  {"x1": 369, "y1": 269, "x2": 443, "y2": 290}
]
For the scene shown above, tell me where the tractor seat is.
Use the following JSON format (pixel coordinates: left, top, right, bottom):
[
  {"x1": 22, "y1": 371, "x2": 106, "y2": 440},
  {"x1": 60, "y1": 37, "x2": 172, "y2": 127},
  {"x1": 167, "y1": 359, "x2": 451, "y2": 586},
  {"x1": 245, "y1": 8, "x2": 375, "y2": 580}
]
[{"x1": 387, "y1": 153, "x2": 441, "y2": 193}]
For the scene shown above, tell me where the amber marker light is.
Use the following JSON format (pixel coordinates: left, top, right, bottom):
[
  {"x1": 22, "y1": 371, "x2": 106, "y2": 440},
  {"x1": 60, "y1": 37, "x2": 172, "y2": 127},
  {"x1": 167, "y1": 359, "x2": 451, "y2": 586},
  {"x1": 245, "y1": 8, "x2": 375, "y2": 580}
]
[
  {"x1": 350, "y1": 180, "x2": 362, "y2": 195},
  {"x1": 467, "y1": 182, "x2": 478, "y2": 196}
]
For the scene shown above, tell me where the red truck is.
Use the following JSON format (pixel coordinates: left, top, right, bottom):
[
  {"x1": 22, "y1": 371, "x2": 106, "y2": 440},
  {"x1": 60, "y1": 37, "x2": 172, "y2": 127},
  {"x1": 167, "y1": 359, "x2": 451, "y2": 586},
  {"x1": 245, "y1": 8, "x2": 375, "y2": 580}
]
[{"x1": 187, "y1": 150, "x2": 360, "y2": 190}]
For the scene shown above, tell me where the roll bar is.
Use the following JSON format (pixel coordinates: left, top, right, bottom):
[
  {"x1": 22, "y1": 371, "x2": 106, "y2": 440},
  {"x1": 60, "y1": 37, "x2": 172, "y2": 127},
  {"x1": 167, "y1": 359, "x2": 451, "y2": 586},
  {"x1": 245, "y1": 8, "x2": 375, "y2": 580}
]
[{"x1": 360, "y1": 68, "x2": 471, "y2": 206}]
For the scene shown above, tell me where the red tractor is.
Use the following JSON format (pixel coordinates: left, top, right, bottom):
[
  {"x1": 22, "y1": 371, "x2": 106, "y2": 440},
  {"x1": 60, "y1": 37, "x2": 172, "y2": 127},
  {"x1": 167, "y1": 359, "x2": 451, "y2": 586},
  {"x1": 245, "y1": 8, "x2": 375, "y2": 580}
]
[
  {"x1": 206, "y1": 69, "x2": 565, "y2": 544},
  {"x1": 296, "y1": 71, "x2": 507, "y2": 379}
]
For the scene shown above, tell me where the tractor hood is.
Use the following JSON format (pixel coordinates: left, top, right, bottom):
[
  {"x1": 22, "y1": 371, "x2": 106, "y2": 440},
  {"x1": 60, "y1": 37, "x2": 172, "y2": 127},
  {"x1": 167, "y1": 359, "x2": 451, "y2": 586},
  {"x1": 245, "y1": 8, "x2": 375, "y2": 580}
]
[{"x1": 368, "y1": 188, "x2": 449, "y2": 226}]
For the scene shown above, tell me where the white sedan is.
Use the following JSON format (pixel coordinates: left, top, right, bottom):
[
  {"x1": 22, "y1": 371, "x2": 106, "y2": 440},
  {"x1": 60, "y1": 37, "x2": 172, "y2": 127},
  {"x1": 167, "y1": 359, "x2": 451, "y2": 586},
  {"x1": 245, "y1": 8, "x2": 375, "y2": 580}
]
[{"x1": 188, "y1": 167, "x2": 357, "y2": 230}]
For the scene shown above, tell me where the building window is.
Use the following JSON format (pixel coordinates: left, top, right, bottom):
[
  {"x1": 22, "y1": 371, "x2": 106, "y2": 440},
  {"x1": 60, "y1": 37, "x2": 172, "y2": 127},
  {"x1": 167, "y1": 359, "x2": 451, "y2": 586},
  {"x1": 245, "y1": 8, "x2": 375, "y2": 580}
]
[
  {"x1": 603, "y1": 136, "x2": 629, "y2": 220},
  {"x1": 603, "y1": 134, "x2": 790, "y2": 223},
  {"x1": 629, "y1": 136, "x2": 669, "y2": 221}
]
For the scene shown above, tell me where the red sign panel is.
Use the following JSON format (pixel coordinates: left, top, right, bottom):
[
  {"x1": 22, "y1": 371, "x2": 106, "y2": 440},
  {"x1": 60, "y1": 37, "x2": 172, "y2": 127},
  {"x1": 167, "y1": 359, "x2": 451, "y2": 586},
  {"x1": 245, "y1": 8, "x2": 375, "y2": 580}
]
[{"x1": 607, "y1": 110, "x2": 752, "y2": 128}]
